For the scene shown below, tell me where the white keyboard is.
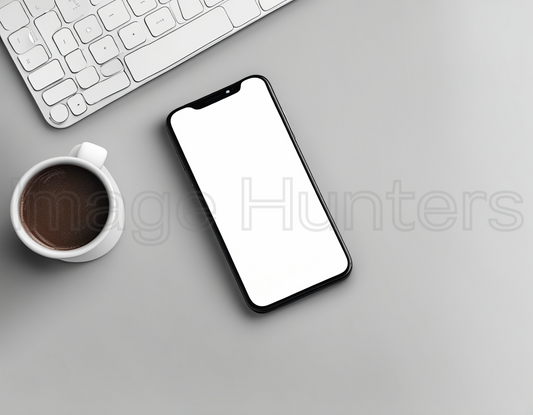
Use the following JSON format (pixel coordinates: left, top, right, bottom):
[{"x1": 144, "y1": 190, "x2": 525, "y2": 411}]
[{"x1": 0, "y1": 0, "x2": 293, "y2": 128}]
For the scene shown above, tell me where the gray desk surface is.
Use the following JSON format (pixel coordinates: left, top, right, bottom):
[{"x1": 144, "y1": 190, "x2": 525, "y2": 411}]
[{"x1": 1, "y1": 1, "x2": 532, "y2": 414}]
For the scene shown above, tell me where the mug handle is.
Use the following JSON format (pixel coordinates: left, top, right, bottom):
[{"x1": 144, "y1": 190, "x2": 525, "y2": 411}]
[{"x1": 69, "y1": 142, "x2": 108, "y2": 169}]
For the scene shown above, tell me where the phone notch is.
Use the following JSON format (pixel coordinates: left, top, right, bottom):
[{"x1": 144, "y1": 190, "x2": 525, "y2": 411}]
[{"x1": 190, "y1": 81, "x2": 242, "y2": 109}]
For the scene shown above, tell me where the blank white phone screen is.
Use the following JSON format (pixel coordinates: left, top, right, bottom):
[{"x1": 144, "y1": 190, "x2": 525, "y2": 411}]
[{"x1": 170, "y1": 77, "x2": 349, "y2": 307}]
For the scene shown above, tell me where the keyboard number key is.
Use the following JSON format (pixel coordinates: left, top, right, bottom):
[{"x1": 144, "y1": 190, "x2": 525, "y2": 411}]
[
  {"x1": 23, "y1": 0, "x2": 55, "y2": 18},
  {"x1": 76, "y1": 66, "x2": 99, "y2": 89},
  {"x1": 53, "y1": 28, "x2": 78, "y2": 56},
  {"x1": 65, "y1": 49, "x2": 87, "y2": 72},
  {"x1": 98, "y1": 1, "x2": 130, "y2": 31},
  {"x1": 8, "y1": 27, "x2": 36, "y2": 54},
  {"x1": 0, "y1": 1, "x2": 29, "y2": 31},
  {"x1": 145, "y1": 7, "x2": 175, "y2": 37},
  {"x1": 18, "y1": 44, "x2": 48, "y2": 71},
  {"x1": 118, "y1": 22, "x2": 146, "y2": 49},
  {"x1": 127, "y1": 0, "x2": 157, "y2": 17},
  {"x1": 55, "y1": 0, "x2": 90, "y2": 23},
  {"x1": 177, "y1": 0, "x2": 203, "y2": 20},
  {"x1": 68, "y1": 94, "x2": 88, "y2": 115},
  {"x1": 74, "y1": 15, "x2": 103, "y2": 44},
  {"x1": 223, "y1": 0, "x2": 260, "y2": 28},
  {"x1": 28, "y1": 59, "x2": 64, "y2": 90},
  {"x1": 89, "y1": 35, "x2": 119, "y2": 64}
]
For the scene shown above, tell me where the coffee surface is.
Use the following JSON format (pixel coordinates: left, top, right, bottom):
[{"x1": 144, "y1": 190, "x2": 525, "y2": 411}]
[{"x1": 20, "y1": 165, "x2": 110, "y2": 250}]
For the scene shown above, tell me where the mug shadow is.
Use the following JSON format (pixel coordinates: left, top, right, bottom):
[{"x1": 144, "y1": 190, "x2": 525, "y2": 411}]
[
  {"x1": 0, "y1": 220, "x2": 81, "y2": 281},
  {"x1": 0, "y1": 219, "x2": 83, "y2": 340}
]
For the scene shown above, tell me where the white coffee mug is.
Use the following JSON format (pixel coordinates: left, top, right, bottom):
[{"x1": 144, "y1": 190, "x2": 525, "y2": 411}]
[{"x1": 10, "y1": 142, "x2": 125, "y2": 262}]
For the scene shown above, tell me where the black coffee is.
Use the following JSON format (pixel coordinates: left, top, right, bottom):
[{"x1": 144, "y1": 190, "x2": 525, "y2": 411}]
[{"x1": 20, "y1": 164, "x2": 110, "y2": 250}]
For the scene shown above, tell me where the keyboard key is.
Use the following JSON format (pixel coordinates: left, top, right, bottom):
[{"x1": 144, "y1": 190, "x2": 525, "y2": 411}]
[
  {"x1": 74, "y1": 15, "x2": 102, "y2": 44},
  {"x1": 68, "y1": 94, "x2": 87, "y2": 115},
  {"x1": 127, "y1": 0, "x2": 157, "y2": 16},
  {"x1": 223, "y1": 0, "x2": 260, "y2": 27},
  {"x1": 65, "y1": 49, "x2": 87, "y2": 72},
  {"x1": 145, "y1": 7, "x2": 175, "y2": 37},
  {"x1": 125, "y1": 7, "x2": 232, "y2": 82},
  {"x1": 101, "y1": 58, "x2": 123, "y2": 77},
  {"x1": 53, "y1": 28, "x2": 78, "y2": 56},
  {"x1": 89, "y1": 35, "x2": 119, "y2": 64},
  {"x1": 118, "y1": 22, "x2": 146, "y2": 49},
  {"x1": 18, "y1": 44, "x2": 48, "y2": 71},
  {"x1": 28, "y1": 59, "x2": 64, "y2": 90},
  {"x1": 56, "y1": 0, "x2": 90, "y2": 23},
  {"x1": 258, "y1": 0, "x2": 284, "y2": 11},
  {"x1": 23, "y1": 0, "x2": 54, "y2": 17},
  {"x1": 82, "y1": 72, "x2": 130, "y2": 104},
  {"x1": 35, "y1": 11, "x2": 62, "y2": 56},
  {"x1": 177, "y1": 0, "x2": 203, "y2": 20},
  {"x1": 50, "y1": 103, "x2": 69, "y2": 123},
  {"x1": 42, "y1": 78, "x2": 77, "y2": 105},
  {"x1": 90, "y1": 0, "x2": 106, "y2": 5},
  {"x1": 98, "y1": 1, "x2": 130, "y2": 31},
  {"x1": 8, "y1": 27, "x2": 36, "y2": 54},
  {"x1": 168, "y1": 0, "x2": 185, "y2": 24},
  {"x1": 76, "y1": 66, "x2": 99, "y2": 88},
  {"x1": 205, "y1": 0, "x2": 223, "y2": 6},
  {"x1": 0, "y1": 1, "x2": 29, "y2": 31}
]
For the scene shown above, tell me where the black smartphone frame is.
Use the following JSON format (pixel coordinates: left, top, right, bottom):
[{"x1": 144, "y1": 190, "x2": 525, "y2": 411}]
[{"x1": 166, "y1": 75, "x2": 352, "y2": 313}]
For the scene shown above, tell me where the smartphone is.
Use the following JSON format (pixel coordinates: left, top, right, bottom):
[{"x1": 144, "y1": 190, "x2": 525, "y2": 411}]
[{"x1": 166, "y1": 75, "x2": 351, "y2": 312}]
